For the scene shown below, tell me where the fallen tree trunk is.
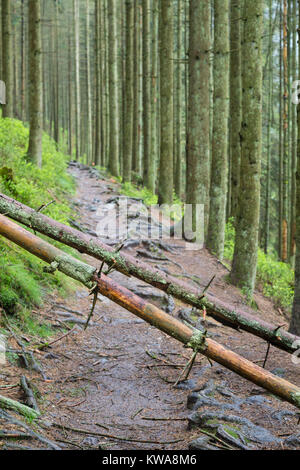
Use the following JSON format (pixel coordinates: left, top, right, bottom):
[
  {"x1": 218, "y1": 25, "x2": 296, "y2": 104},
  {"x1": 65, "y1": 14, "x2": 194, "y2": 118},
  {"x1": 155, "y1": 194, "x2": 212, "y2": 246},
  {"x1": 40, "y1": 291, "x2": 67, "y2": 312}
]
[
  {"x1": 0, "y1": 193, "x2": 297, "y2": 354},
  {"x1": 1, "y1": 214, "x2": 300, "y2": 409}
]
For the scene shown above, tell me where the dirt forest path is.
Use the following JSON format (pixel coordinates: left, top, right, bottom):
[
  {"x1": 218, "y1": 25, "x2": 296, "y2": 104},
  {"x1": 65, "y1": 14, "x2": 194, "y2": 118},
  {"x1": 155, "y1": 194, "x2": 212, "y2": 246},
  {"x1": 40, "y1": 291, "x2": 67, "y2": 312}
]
[{"x1": 2, "y1": 164, "x2": 300, "y2": 451}]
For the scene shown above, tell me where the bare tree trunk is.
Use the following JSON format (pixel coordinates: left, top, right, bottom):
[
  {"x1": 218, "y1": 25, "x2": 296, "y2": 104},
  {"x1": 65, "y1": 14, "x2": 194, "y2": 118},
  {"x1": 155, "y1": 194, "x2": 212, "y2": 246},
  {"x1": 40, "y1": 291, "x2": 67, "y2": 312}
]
[
  {"x1": 186, "y1": 0, "x2": 211, "y2": 237},
  {"x1": 230, "y1": 0, "x2": 263, "y2": 296},
  {"x1": 207, "y1": 0, "x2": 230, "y2": 260},
  {"x1": 108, "y1": 0, "x2": 120, "y2": 176},
  {"x1": 74, "y1": 0, "x2": 81, "y2": 161},
  {"x1": 122, "y1": 0, "x2": 134, "y2": 182},
  {"x1": 1, "y1": 0, "x2": 13, "y2": 118},
  {"x1": 158, "y1": 0, "x2": 174, "y2": 205},
  {"x1": 27, "y1": 0, "x2": 43, "y2": 167},
  {"x1": 142, "y1": 0, "x2": 153, "y2": 190},
  {"x1": 85, "y1": 0, "x2": 93, "y2": 164},
  {"x1": 229, "y1": 0, "x2": 242, "y2": 218}
]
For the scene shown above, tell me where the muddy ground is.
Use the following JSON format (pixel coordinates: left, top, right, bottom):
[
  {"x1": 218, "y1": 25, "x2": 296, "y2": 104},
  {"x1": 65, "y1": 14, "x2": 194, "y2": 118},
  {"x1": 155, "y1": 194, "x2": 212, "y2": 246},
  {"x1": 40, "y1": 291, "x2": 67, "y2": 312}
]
[{"x1": 1, "y1": 164, "x2": 300, "y2": 451}]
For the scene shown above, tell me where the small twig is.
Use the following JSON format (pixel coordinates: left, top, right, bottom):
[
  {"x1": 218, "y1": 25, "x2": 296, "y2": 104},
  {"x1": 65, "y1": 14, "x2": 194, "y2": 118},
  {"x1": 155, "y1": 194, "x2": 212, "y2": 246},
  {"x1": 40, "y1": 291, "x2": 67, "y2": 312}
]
[
  {"x1": 36, "y1": 326, "x2": 76, "y2": 350},
  {"x1": 0, "y1": 431, "x2": 32, "y2": 439},
  {"x1": 36, "y1": 200, "x2": 55, "y2": 213},
  {"x1": 195, "y1": 429, "x2": 236, "y2": 450},
  {"x1": 141, "y1": 416, "x2": 187, "y2": 422},
  {"x1": 0, "y1": 384, "x2": 19, "y2": 390},
  {"x1": 199, "y1": 275, "x2": 216, "y2": 300},
  {"x1": 131, "y1": 408, "x2": 143, "y2": 419},
  {"x1": 53, "y1": 422, "x2": 183, "y2": 445},
  {"x1": 84, "y1": 284, "x2": 99, "y2": 330},
  {"x1": 263, "y1": 342, "x2": 271, "y2": 369},
  {"x1": 173, "y1": 351, "x2": 198, "y2": 387},
  {"x1": 56, "y1": 438, "x2": 83, "y2": 449}
]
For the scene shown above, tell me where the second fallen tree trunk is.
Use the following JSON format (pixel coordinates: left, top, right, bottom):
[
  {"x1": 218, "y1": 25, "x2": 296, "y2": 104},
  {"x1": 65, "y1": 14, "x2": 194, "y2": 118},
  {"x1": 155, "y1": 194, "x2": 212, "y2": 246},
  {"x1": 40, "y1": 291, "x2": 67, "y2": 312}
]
[
  {"x1": 1, "y1": 213, "x2": 300, "y2": 409},
  {"x1": 0, "y1": 192, "x2": 298, "y2": 354}
]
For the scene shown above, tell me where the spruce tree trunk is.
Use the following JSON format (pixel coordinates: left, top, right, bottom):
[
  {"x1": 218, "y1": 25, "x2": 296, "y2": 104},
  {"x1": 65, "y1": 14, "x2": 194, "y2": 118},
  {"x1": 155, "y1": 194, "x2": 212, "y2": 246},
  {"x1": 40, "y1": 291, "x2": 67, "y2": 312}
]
[
  {"x1": 282, "y1": 0, "x2": 289, "y2": 261},
  {"x1": 279, "y1": 3, "x2": 284, "y2": 258},
  {"x1": 68, "y1": 14, "x2": 73, "y2": 158},
  {"x1": 230, "y1": 0, "x2": 263, "y2": 295},
  {"x1": 53, "y1": 2, "x2": 59, "y2": 145},
  {"x1": 207, "y1": 0, "x2": 230, "y2": 260},
  {"x1": 1, "y1": 0, "x2": 13, "y2": 118},
  {"x1": 132, "y1": 0, "x2": 142, "y2": 176},
  {"x1": 142, "y1": 0, "x2": 153, "y2": 190},
  {"x1": 150, "y1": 0, "x2": 158, "y2": 193},
  {"x1": 186, "y1": 0, "x2": 211, "y2": 235},
  {"x1": 73, "y1": 0, "x2": 81, "y2": 162},
  {"x1": 20, "y1": 0, "x2": 26, "y2": 121},
  {"x1": 94, "y1": 0, "x2": 102, "y2": 166},
  {"x1": 289, "y1": 1, "x2": 300, "y2": 335},
  {"x1": 264, "y1": 0, "x2": 273, "y2": 254},
  {"x1": 85, "y1": 0, "x2": 92, "y2": 165},
  {"x1": 158, "y1": 0, "x2": 174, "y2": 205},
  {"x1": 174, "y1": 0, "x2": 186, "y2": 200},
  {"x1": 229, "y1": 0, "x2": 242, "y2": 218},
  {"x1": 122, "y1": 0, "x2": 134, "y2": 183},
  {"x1": 27, "y1": 0, "x2": 43, "y2": 168},
  {"x1": 290, "y1": 0, "x2": 297, "y2": 263},
  {"x1": 108, "y1": 0, "x2": 120, "y2": 177}
]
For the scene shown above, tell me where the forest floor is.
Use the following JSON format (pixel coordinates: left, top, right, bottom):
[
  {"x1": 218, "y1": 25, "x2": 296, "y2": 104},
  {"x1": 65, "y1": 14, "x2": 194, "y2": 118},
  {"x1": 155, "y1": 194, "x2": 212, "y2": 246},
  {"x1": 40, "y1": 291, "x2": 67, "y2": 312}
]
[{"x1": 1, "y1": 163, "x2": 300, "y2": 451}]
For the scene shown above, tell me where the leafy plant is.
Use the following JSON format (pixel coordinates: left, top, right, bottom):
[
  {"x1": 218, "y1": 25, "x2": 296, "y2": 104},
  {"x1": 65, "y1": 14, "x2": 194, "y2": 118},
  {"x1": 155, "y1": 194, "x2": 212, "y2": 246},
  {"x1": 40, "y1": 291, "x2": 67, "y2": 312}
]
[
  {"x1": 0, "y1": 117, "x2": 77, "y2": 332},
  {"x1": 224, "y1": 218, "x2": 294, "y2": 312}
]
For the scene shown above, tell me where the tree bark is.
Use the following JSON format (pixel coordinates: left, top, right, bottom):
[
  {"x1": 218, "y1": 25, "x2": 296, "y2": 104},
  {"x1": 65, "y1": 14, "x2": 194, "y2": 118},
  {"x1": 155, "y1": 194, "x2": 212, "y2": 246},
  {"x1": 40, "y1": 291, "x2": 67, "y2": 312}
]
[
  {"x1": 132, "y1": 0, "x2": 142, "y2": 176},
  {"x1": 85, "y1": 0, "x2": 93, "y2": 165},
  {"x1": 229, "y1": 0, "x2": 242, "y2": 218},
  {"x1": 108, "y1": 0, "x2": 120, "y2": 177},
  {"x1": 282, "y1": 0, "x2": 289, "y2": 262},
  {"x1": 73, "y1": 0, "x2": 81, "y2": 162},
  {"x1": 1, "y1": 0, "x2": 13, "y2": 118},
  {"x1": 122, "y1": 0, "x2": 134, "y2": 183},
  {"x1": 27, "y1": 0, "x2": 43, "y2": 167},
  {"x1": 142, "y1": 0, "x2": 153, "y2": 190},
  {"x1": 158, "y1": 0, "x2": 174, "y2": 205},
  {"x1": 289, "y1": 1, "x2": 300, "y2": 335},
  {"x1": 230, "y1": 0, "x2": 263, "y2": 295},
  {"x1": 207, "y1": 0, "x2": 230, "y2": 260},
  {"x1": 186, "y1": 0, "x2": 211, "y2": 236}
]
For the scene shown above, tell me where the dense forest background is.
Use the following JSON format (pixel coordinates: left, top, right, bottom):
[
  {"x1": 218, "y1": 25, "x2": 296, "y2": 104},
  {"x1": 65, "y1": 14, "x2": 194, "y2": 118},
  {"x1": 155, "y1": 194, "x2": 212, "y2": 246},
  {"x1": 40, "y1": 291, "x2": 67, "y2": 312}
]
[{"x1": 0, "y1": 0, "x2": 300, "y2": 333}]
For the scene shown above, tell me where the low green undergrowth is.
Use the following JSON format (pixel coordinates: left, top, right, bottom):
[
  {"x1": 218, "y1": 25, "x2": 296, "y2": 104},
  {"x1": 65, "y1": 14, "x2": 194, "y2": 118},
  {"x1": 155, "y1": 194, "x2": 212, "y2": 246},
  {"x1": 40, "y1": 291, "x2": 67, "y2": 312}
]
[
  {"x1": 0, "y1": 117, "x2": 77, "y2": 336},
  {"x1": 121, "y1": 181, "x2": 158, "y2": 206},
  {"x1": 224, "y1": 218, "x2": 294, "y2": 312}
]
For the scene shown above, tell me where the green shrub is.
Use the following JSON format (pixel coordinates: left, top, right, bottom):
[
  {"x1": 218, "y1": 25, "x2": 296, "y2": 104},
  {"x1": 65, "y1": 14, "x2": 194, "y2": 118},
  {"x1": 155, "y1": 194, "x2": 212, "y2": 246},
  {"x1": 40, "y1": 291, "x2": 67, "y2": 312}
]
[
  {"x1": 0, "y1": 117, "x2": 76, "y2": 332},
  {"x1": 121, "y1": 181, "x2": 158, "y2": 206},
  {"x1": 224, "y1": 218, "x2": 294, "y2": 312}
]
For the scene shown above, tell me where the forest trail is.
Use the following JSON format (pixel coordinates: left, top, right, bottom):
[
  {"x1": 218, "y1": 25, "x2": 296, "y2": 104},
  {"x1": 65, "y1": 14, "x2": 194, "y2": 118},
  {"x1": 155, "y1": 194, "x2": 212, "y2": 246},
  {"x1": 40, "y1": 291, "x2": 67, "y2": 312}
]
[{"x1": 2, "y1": 164, "x2": 300, "y2": 450}]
